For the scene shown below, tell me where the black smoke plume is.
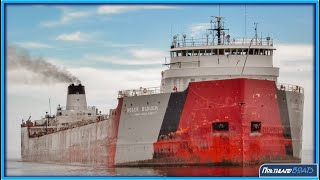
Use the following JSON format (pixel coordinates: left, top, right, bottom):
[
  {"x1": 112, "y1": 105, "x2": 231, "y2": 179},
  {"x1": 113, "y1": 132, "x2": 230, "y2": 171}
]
[{"x1": 7, "y1": 46, "x2": 80, "y2": 84}]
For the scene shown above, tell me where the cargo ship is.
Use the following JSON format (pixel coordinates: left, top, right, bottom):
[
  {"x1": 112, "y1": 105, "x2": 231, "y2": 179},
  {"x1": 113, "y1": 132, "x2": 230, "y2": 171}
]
[{"x1": 20, "y1": 17, "x2": 304, "y2": 167}]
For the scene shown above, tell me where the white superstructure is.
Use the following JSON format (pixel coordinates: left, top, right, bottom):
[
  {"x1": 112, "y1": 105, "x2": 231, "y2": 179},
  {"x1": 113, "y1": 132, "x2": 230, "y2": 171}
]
[
  {"x1": 32, "y1": 84, "x2": 102, "y2": 132},
  {"x1": 160, "y1": 17, "x2": 278, "y2": 93}
]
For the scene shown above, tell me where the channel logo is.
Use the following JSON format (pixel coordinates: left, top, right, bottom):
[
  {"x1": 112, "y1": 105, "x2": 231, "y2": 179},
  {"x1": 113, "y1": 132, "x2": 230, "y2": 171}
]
[{"x1": 259, "y1": 164, "x2": 318, "y2": 177}]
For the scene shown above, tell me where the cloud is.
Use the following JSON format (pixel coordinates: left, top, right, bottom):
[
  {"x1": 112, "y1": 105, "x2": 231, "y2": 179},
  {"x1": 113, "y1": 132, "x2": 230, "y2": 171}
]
[
  {"x1": 41, "y1": 7, "x2": 91, "y2": 27},
  {"x1": 13, "y1": 42, "x2": 53, "y2": 49},
  {"x1": 96, "y1": 41, "x2": 141, "y2": 48},
  {"x1": 273, "y1": 43, "x2": 314, "y2": 152},
  {"x1": 129, "y1": 48, "x2": 166, "y2": 59},
  {"x1": 84, "y1": 48, "x2": 167, "y2": 65},
  {"x1": 189, "y1": 23, "x2": 210, "y2": 38},
  {"x1": 41, "y1": 5, "x2": 176, "y2": 28},
  {"x1": 97, "y1": 5, "x2": 177, "y2": 14},
  {"x1": 274, "y1": 43, "x2": 314, "y2": 73},
  {"x1": 56, "y1": 31, "x2": 90, "y2": 41}
]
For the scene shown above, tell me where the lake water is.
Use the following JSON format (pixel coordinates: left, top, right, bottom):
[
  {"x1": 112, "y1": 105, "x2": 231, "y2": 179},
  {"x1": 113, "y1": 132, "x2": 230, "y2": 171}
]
[{"x1": 5, "y1": 150, "x2": 314, "y2": 177}]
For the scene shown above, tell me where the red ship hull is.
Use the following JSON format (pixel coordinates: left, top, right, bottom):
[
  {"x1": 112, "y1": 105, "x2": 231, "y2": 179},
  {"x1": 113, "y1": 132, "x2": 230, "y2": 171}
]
[
  {"x1": 21, "y1": 78, "x2": 303, "y2": 167},
  {"x1": 151, "y1": 79, "x2": 298, "y2": 166}
]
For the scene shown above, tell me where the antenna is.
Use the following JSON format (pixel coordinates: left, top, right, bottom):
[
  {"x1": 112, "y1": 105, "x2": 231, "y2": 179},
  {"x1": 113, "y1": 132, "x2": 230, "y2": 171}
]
[
  {"x1": 244, "y1": 4, "x2": 247, "y2": 44},
  {"x1": 170, "y1": 24, "x2": 173, "y2": 43},
  {"x1": 254, "y1": 22, "x2": 258, "y2": 45},
  {"x1": 206, "y1": 33, "x2": 209, "y2": 45},
  {"x1": 49, "y1": 98, "x2": 51, "y2": 116}
]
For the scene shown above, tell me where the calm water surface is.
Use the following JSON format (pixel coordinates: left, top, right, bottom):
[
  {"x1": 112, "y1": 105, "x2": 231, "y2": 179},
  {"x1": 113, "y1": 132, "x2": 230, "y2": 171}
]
[
  {"x1": 5, "y1": 150, "x2": 313, "y2": 177},
  {"x1": 6, "y1": 160, "x2": 259, "y2": 176}
]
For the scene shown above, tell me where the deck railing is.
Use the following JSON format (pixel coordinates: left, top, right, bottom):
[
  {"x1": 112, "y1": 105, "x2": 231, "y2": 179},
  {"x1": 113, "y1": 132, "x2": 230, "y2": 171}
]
[
  {"x1": 118, "y1": 87, "x2": 162, "y2": 98},
  {"x1": 172, "y1": 37, "x2": 273, "y2": 48},
  {"x1": 277, "y1": 83, "x2": 304, "y2": 94},
  {"x1": 57, "y1": 106, "x2": 97, "y2": 111},
  {"x1": 117, "y1": 82, "x2": 303, "y2": 98}
]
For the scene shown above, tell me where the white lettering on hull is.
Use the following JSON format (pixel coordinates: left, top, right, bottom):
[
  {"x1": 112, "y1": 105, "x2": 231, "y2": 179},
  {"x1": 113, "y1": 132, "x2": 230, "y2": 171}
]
[{"x1": 126, "y1": 106, "x2": 159, "y2": 116}]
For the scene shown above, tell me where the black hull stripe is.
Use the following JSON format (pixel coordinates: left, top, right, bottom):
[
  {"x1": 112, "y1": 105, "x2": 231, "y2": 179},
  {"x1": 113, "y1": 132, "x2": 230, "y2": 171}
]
[
  {"x1": 276, "y1": 89, "x2": 293, "y2": 156},
  {"x1": 157, "y1": 88, "x2": 189, "y2": 139}
]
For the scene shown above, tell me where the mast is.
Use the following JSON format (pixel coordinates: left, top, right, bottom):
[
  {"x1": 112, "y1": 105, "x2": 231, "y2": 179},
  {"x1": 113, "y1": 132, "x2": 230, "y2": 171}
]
[{"x1": 208, "y1": 16, "x2": 229, "y2": 45}]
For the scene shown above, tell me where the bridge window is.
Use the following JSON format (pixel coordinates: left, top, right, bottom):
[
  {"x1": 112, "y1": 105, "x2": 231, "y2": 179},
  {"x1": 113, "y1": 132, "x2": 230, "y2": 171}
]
[
  {"x1": 266, "y1": 50, "x2": 272, "y2": 56},
  {"x1": 199, "y1": 49, "x2": 205, "y2": 56},
  {"x1": 218, "y1": 49, "x2": 224, "y2": 55},
  {"x1": 242, "y1": 49, "x2": 248, "y2": 55},
  {"x1": 205, "y1": 49, "x2": 210, "y2": 55},
  {"x1": 212, "y1": 49, "x2": 217, "y2": 55},
  {"x1": 193, "y1": 50, "x2": 198, "y2": 56},
  {"x1": 225, "y1": 49, "x2": 231, "y2": 55},
  {"x1": 263, "y1": 49, "x2": 271, "y2": 55}
]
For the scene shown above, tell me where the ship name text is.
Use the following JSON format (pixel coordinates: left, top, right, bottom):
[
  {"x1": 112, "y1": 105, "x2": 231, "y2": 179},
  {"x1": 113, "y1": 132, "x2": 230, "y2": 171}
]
[{"x1": 127, "y1": 106, "x2": 159, "y2": 113}]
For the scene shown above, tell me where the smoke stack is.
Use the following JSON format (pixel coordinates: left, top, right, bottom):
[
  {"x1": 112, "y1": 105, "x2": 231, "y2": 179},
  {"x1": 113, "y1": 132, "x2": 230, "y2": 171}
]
[{"x1": 66, "y1": 84, "x2": 87, "y2": 110}]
